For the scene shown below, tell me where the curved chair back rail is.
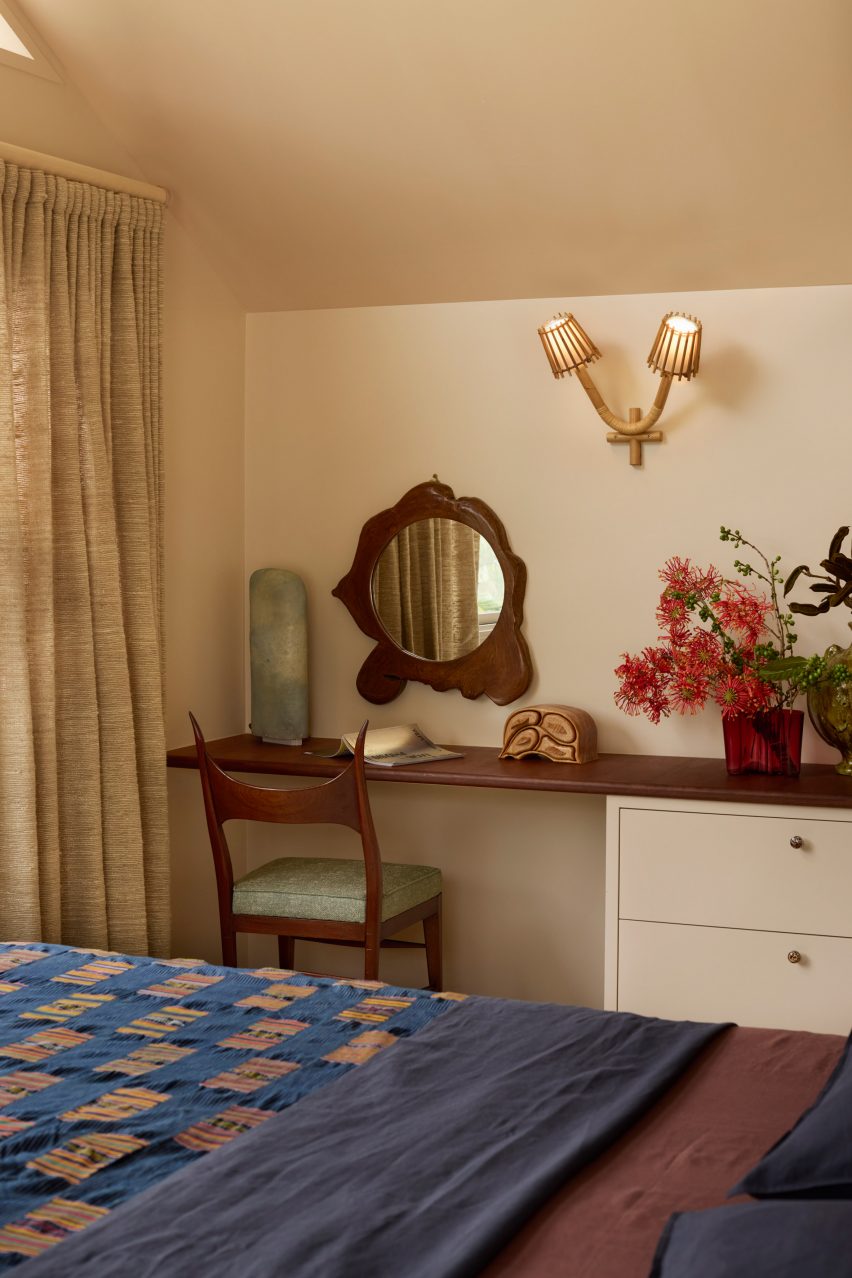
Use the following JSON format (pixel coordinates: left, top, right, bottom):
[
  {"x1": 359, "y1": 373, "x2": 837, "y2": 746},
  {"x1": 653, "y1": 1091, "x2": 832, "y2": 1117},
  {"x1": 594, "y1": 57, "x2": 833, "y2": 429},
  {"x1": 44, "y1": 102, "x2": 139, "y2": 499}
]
[{"x1": 188, "y1": 714, "x2": 442, "y2": 987}]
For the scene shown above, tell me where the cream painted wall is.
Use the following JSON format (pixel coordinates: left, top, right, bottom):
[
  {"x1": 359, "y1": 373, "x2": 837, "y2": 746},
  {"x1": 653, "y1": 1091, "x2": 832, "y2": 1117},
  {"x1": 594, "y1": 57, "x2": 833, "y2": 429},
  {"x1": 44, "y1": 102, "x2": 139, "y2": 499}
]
[
  {"x1": 162, "y1": 224, "x2": 245, "y2": 961},
  {"x1": 0, "y1": 59, "x2": 247, "y2": 961},
  {"x1": 245, "y1": 285, "x2": 852, "y2": 1003}
]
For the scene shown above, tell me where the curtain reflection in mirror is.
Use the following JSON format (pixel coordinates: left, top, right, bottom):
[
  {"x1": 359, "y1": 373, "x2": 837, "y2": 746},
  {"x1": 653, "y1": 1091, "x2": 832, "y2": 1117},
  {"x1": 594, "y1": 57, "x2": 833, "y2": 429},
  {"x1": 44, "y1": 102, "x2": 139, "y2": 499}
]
[{"x1": 373, "y1": 519, "x2": 480, "y2": 661}]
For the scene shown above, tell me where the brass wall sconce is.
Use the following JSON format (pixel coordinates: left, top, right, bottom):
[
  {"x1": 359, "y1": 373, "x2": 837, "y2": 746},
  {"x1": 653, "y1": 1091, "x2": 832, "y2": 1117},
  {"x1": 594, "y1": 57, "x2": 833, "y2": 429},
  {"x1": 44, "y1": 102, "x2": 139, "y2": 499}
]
[{"x1": 537, "y1": 311, "x2": 702, "y2": 467}]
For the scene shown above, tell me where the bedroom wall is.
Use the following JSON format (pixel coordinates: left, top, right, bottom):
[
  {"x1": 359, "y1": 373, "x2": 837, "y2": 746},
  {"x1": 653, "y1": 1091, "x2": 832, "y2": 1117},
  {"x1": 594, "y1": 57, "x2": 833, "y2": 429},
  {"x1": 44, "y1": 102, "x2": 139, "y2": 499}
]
[
  {"x1": 162, "y1": 228, "x2": 245, "y2": 962},
  {"x1": 244, "y1": 284, "x2": 852, "y2": 1003},
  {"x1": 0, "y1": 58, "x2": 247, "y2": 961}
]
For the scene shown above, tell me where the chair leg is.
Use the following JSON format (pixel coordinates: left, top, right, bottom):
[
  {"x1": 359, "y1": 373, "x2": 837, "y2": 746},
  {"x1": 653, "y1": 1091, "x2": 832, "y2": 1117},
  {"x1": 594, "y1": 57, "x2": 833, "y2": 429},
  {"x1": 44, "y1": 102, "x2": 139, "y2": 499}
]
[
  {"x1": 424, "y1": 898, "x2": 443, "y2": 992},
  {"x1": 364, "y1": 936, "x2": 380, "y2": 982},
  {"x1": 277, "y1": 936, "x2": 295, "y2": 970},
  {"x1": 221, "y1": 928, "x2": 238, "y2": 968}
]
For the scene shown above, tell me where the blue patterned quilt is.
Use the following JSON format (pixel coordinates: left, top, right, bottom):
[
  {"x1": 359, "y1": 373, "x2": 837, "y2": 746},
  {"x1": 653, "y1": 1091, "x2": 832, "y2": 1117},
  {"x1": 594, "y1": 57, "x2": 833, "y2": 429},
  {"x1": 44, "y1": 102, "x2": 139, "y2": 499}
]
[{"x1": 0, "y1": 942, "x2": 458, "y2": 1267}]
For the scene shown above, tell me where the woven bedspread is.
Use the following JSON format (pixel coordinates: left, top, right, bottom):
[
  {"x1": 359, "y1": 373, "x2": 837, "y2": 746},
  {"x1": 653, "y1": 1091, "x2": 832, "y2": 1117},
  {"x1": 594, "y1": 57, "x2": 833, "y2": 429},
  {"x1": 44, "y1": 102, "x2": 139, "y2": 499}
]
[
  {"x1": 0, "y1": 941, "x2": 457, "y2": 1266},
  {"x1": 14, "y1": 961, "x2": 726, "y2": 1278}
]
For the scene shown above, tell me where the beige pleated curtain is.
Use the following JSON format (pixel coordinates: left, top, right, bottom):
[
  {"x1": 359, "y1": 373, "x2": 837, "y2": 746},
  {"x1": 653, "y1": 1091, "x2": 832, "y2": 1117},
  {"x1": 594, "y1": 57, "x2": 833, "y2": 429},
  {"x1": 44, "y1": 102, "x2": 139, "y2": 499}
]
[
  {"x1": 374, "y1": 518, "x2": 480, "y2": 660},
  {"x1": 0, "y1": 162, "x2": 169, "y2": 955}
]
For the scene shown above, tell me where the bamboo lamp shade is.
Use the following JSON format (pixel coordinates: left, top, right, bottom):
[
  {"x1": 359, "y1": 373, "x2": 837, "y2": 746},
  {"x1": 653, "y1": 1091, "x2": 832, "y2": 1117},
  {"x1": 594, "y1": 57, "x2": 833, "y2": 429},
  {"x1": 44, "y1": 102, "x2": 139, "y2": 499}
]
[
  {"x1": 647, "y1": 311, "x2": 702, "y2": 381},
  {"x1": 537, "y1": 312, "x2": 601, "y2": 379}
]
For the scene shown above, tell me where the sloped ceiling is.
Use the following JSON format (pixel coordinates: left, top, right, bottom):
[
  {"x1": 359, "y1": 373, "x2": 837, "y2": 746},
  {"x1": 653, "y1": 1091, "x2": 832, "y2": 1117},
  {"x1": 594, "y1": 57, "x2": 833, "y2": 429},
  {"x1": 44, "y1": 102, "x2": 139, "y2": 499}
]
[{"x1": 15, "y1": 0, "x2": 852, "y2": 310}]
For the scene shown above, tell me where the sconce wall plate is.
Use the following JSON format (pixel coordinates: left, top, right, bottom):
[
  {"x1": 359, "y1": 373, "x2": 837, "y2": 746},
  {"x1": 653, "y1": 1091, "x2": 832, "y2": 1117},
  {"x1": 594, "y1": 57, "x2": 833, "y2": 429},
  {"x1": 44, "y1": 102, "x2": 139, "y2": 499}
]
[{"x1": 538, "y1": 310, "x2": 702, "y2": 467}]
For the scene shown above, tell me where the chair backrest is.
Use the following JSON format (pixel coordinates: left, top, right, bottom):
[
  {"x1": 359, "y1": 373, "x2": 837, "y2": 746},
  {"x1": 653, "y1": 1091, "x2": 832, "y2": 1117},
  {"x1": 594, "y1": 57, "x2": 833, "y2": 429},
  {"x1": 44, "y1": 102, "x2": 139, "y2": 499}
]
[{"x1": 189, "y1": 714, "x2": 383, "y2": 929}]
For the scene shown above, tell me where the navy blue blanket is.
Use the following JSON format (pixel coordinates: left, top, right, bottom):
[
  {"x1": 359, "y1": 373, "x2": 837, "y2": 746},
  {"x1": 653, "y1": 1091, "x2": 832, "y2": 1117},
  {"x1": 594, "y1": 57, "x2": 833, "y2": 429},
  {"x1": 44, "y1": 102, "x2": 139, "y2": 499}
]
[{"x1": 24, "y1": 996, "x2": 727, "y2": 1278}]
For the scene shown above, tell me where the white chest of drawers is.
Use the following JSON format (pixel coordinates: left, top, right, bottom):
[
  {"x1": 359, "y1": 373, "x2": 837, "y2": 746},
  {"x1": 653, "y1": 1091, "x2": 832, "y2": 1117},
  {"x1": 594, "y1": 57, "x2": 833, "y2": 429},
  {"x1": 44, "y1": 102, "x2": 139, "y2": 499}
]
[{"x1": 604, "y1": 795, "x2": 852, "y2": 1034}]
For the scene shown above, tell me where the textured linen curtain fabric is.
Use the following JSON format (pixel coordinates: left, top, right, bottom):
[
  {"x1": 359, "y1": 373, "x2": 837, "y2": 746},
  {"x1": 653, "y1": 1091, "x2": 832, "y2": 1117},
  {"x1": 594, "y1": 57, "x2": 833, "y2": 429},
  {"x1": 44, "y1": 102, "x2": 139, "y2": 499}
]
[
  {"x1": 0, "y1": 162, "x2": 169, "y2": 955},
  {"x1": 374, "y1": 518, "x2": 480, "y2": 660}
]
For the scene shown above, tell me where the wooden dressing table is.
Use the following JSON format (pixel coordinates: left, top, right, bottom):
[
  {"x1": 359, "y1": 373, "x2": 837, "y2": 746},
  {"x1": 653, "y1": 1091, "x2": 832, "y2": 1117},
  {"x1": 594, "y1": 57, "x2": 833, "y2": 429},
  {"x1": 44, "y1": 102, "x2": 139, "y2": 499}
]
[
  {"x1": 167, "y1": 736, "x2": 852, "y2": 807},
  {"x1": 168, "y1": 738, "x2": 852, "y2": 1033}
]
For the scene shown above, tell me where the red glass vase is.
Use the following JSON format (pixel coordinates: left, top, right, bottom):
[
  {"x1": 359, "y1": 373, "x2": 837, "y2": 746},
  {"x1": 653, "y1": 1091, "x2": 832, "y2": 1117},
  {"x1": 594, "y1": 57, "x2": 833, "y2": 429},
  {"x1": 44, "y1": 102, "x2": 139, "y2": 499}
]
[{"x1": 722, "y1": 709, "x2": 804, "y2": 777}]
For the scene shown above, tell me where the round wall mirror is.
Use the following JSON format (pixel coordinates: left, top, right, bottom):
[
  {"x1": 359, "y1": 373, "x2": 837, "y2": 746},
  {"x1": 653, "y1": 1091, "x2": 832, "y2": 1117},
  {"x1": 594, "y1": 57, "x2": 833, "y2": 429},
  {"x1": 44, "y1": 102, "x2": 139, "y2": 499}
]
[
  {"x1": 333, "y1": 480, "x2": 530, "y2": 705},
  {"x1": 371, "y1": 518, "x2": 505, "y2": 662}
]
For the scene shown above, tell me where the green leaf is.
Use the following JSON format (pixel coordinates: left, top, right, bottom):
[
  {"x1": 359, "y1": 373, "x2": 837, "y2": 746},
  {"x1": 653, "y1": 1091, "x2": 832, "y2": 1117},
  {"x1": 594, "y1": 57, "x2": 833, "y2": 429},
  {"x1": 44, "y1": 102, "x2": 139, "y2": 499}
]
[{"x1": 758, "y1": 657, "x2": 808, "y2": 680}]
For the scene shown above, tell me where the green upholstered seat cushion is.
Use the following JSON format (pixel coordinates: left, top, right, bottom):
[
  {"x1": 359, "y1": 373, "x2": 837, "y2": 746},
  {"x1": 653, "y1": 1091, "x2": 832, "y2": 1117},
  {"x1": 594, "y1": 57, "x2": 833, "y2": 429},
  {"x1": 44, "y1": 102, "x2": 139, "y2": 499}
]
[{"x1": 232, "y1": 858, "x2": 441, "y2": 924}]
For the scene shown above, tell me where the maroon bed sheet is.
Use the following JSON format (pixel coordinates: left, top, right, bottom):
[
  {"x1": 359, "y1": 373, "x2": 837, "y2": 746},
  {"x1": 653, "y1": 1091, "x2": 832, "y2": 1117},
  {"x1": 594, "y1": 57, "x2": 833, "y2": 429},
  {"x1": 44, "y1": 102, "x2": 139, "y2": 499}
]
[{"x1": 484, "y1": 1024, "x2": 845, "y2": 1278}]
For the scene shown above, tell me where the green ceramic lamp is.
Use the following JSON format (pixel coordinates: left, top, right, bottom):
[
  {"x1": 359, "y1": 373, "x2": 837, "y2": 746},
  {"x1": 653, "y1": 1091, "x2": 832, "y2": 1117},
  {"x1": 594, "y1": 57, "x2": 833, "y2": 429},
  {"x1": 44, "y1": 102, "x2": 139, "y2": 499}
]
[{"x1": 249, "y1": 568, "x2": 309, "y2": 744}]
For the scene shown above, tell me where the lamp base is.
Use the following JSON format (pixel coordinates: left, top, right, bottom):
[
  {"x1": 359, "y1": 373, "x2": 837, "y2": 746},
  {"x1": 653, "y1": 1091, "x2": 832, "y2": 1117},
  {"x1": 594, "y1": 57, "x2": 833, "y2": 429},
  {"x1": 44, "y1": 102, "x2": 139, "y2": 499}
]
[{"x1": 606, "y1": 429, "x2": 663, "y2": 467}]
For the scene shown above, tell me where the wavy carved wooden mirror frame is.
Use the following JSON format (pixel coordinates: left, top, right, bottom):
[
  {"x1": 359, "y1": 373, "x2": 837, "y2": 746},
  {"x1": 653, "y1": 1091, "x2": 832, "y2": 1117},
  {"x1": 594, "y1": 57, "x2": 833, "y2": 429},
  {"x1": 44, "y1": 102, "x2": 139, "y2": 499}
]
[{"x1": 333, "y1": 480, "x2": 532, "y2": 705}]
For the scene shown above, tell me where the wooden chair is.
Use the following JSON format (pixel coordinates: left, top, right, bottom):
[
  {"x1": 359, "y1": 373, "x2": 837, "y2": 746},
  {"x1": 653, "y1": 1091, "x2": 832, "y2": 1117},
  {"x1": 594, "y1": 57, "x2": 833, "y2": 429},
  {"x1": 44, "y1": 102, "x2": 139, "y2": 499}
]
[{"x1": 190, "y1": 714, "x2": 443, "y2": 987}]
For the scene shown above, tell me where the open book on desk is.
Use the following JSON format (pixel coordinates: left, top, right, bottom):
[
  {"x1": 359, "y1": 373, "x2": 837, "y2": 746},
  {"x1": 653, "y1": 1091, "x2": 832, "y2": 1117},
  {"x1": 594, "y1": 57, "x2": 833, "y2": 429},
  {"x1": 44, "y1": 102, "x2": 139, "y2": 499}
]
[{"x1": 307, "y1": 724, "x2": 463, "y2": 767}]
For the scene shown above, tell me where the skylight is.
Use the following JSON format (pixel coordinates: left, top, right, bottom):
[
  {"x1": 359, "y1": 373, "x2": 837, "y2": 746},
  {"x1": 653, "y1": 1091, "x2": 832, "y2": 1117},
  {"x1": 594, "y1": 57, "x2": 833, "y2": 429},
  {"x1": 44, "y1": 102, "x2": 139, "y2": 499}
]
[
  {"x1": 0, "y1": 3, "x2": 60, "y2": 81},
  {"x1": 0, "y1": 12, "x2": 31, "y2": 58}
]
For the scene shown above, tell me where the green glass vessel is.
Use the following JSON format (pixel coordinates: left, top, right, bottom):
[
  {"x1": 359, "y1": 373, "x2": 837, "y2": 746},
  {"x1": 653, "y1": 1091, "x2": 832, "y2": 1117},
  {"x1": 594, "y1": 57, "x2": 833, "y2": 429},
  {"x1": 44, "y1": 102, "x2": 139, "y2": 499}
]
[{"x1": 807, "y1": 624, "x2": 852, "y2": 776}]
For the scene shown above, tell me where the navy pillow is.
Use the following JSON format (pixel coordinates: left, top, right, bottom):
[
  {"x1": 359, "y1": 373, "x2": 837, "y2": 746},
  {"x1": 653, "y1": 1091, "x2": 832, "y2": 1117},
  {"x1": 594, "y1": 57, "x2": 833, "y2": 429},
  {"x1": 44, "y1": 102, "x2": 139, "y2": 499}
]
[
  {"x1": 650, "y1": 1201, "x2": 852, "y2": 1278},
  {"x1": 732, "y1": 1032, "x2": 852, "y2": 1199}
]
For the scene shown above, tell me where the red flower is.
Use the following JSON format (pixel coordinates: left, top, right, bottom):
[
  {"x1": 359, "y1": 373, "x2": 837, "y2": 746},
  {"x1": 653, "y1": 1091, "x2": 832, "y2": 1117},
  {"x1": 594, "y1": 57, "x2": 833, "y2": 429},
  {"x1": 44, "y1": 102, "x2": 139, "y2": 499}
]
[
  {"x1": 714, "y1": 674, "x2": 750, "y2": 717},
  {"x1": 614, "y1": 647, "x2": 673, "y2": 724},
  {"x1": 669, "y1": 670, "x2": 709, "y2": 715},
  {"x1": 614, "y1": 539, "x2": 794, "y2": 725},
  {"x1": 659, "y1": 556, "x2": 694, "y2": 592},
  {"x1": 740, "y1": 669, "x2": 776, "y2": 715},
  {"x1": 655, "y1": 589, "x2": 691, "y2": 641},
  {"x1": 714, "y1": 582, "x2": 772, "y2": 647},
  {"x1": 684, "y1": 630, "x2": 725, "y2": 676},
  {"x1": 659, "y1": 557, "x2": 722, "y2": 597}
]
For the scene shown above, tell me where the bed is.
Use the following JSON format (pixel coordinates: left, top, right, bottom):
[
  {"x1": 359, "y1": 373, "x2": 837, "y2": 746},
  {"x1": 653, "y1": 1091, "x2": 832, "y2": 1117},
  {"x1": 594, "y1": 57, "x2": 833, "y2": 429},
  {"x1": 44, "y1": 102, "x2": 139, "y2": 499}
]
[{"x1": 0, "y1": 941, "x2": 845, "y2": 1277}]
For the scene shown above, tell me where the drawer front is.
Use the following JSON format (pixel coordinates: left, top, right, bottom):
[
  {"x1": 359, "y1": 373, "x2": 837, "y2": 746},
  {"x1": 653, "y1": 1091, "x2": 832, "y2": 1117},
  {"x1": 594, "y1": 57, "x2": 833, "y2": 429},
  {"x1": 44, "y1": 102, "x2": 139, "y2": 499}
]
[
  {"x1": 618, "y1": 919, "x2": 852, "y2": 1034},
  {"x1": 618, "y1": 807, "x2": 852, "y2": 936}
]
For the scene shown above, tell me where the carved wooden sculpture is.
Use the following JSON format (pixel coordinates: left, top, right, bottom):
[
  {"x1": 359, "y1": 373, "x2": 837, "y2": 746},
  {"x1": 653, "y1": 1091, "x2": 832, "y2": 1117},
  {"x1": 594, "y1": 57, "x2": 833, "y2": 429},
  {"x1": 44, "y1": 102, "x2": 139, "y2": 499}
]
[{"x1": 500, "y1": 704, "x2": 598, "y2": 764}]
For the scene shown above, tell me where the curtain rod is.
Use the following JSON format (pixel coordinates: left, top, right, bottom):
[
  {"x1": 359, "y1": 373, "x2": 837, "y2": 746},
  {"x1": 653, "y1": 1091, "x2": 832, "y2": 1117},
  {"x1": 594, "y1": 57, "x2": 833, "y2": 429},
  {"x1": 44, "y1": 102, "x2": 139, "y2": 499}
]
[{"x1": 0, "y1": 139, "x2": 169, "y2": 205}]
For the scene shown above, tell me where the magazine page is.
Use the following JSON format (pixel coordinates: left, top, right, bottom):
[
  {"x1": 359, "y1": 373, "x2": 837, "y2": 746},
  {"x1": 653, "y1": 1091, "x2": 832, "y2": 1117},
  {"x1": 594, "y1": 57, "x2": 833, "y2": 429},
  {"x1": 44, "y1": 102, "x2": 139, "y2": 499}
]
[
  {"x1": 308, "y1": 724, "x2": 463, "y2": 767},
  {"x1": 350, "y1": 724, "x2": 463, "y2": 767}
]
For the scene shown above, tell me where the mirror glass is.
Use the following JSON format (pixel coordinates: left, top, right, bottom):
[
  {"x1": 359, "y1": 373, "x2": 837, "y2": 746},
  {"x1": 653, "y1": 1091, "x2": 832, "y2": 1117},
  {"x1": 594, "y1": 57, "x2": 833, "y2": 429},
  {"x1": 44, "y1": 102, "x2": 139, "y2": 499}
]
[{"x1": 371, "y1": 517, "x2": 505, "y2": 662}]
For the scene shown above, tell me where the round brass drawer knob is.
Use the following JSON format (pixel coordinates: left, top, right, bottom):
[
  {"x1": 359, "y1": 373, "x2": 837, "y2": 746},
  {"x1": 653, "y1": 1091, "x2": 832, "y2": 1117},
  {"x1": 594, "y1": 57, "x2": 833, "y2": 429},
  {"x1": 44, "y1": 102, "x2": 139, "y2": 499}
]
[
  {"x1": 789, "y1": 835, "x2": 804, "y2": 849},
  {"x1": 787, "y1": 950, "x2": 802, "y2": 964}
]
